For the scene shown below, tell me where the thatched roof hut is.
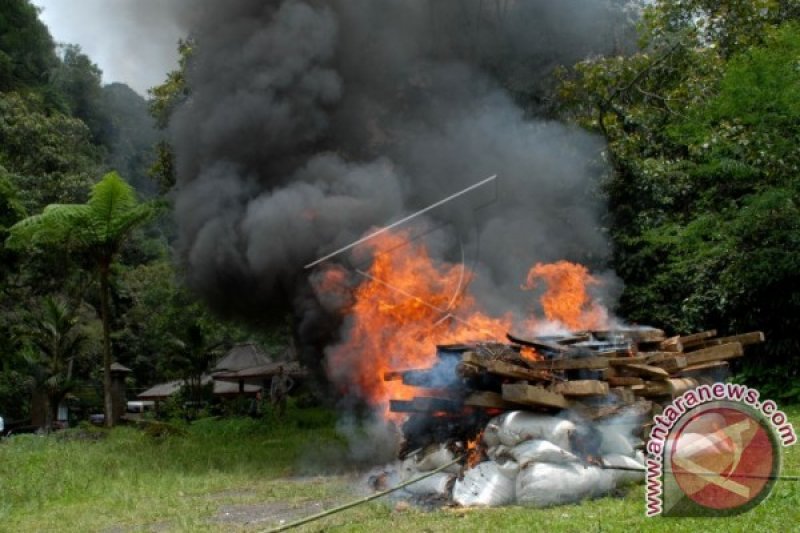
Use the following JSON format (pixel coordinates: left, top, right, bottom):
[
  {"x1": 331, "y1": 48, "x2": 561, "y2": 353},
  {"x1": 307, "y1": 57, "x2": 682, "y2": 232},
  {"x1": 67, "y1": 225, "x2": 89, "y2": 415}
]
[{"x1": 212, "y1": 342, "x2": 271, "y2": 373}]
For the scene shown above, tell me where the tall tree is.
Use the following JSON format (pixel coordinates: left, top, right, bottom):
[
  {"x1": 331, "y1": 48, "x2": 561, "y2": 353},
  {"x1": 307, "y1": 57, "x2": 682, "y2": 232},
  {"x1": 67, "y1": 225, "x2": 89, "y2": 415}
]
[{"x1": 6, "y1": 172, "x2": 154, "y2": 426}]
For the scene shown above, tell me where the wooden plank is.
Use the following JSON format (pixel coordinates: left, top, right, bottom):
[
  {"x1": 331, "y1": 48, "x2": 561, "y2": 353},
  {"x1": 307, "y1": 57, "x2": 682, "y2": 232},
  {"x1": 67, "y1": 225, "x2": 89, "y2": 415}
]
[
  {"x1": 607, "y1": 376, "x2": 644, "y2": 387},
  {"x1": 552, "y1": 380, "x2": 609, "y2": 397},
  {"x1": 658, "y1": 336, "x2": 684, "y2": 352},
  {"x1": 676, "y1": 330, "x2": 718, "y2": 348},
  {"x1": 684, "y1": 343, "x2": 744, "y2": 366},
  {"x1": 642, "y1": 352, "x2": 677, "y2": 365},
  {"x1": 653, "y1": 355, "x2": 688, "y2": 373},
  {"x1": 617, "y1": 363, "x2": 670, "y2": 381},
  {"x1": 502, "y1": 383, "x2": 569, "y2": 409},
  {"x1": 525, "y1": 356, "x2": 609, "y2": 371},
  {"x1": 609, "y1": 355, "x2": 650, "y2": 365},
  {"x1": 687, "y1": 332, "x2": 765, "y2": 351},
  {"x1": 462, "y1": 352, "x2": 551, "y2": 381},
  {"x1": 463, "y1": 391, "x2": 520, "y2": 409}
]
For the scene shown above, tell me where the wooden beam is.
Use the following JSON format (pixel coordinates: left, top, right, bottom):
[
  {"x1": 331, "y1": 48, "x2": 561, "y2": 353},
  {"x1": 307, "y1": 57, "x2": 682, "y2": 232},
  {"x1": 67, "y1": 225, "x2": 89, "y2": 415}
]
[
  {"x1": 552, "y1": 380, "x2": 609, "y2": 397},
  {"x1": 609, "y1": 355, "x2": 650, "y2": 365},
  {"x1": 525, "y1": 356, "x2": 609, "y2": 371},
  {"x1": 679, "y1": 361, "x2": 730, "y2": 374},
  {"x1": 676, "y1": 330, "x2": 718, "y2": 348},
  {"x1": 653, "y1": 355, "x2": 688, "y2": 373},
  {"x1": 684, "y1": 343, "x2": 744, "y2": 366},
  {"x1": 616, "y1": 363, "x2": 670, "y2": 381},
  {"x1": 642, "y1": 352, "x2": 678, "y2": 365},
  {"x1": 658, "y1": 336, "x2": 684, "y2": 352},
  {"x1": 687, "y1": 332, "x2": 765, "y2": 351},
  {"x1": 502, "y1": 383, "x2": 569, "y2": 409}
]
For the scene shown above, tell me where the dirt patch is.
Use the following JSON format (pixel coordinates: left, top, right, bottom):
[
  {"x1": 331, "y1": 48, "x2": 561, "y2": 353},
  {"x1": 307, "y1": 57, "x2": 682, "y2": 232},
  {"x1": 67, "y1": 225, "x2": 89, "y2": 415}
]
[{"x1": 212, "y1": 499, "x2": 338, "y2": 528}]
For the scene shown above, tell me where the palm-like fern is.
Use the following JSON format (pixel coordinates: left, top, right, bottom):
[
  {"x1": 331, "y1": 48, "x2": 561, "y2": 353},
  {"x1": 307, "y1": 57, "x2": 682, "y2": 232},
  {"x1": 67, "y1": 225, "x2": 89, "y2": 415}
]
[{"x1": 7, "y1": 172, "x2": 154, "y2": 427}]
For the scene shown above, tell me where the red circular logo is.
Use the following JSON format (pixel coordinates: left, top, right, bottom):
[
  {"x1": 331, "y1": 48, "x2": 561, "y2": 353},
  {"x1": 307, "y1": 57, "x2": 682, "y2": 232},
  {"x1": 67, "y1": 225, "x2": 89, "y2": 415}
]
[{"x1": 670, "y1": 405, "x2": 777, "y2": 511}]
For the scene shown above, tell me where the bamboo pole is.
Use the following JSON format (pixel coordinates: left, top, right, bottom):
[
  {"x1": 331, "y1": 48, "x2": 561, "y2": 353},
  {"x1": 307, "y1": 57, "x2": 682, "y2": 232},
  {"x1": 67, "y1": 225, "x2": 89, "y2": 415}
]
[{"x1": 264, "y1": 455, "x2": 464, "y2": 533}]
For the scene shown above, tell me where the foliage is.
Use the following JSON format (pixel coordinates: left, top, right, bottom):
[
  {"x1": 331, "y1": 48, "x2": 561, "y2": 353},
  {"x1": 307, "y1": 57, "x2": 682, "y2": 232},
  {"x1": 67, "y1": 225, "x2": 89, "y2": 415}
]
[
  {"x1": 50, "y1": 44, "x2": 112, "y2": 147},
  {"x1": 560, "y1": 1, "x2": 800, "y2": 394},
  {"x1": 0, "y1": 92, "x2": 99, "y2": 211},
  {"x1": 0, "y1": 0, "x2": 59, "y2": 92},
  {"x1": 147, "y1": 39, "x2": 193, "y2": 193}
]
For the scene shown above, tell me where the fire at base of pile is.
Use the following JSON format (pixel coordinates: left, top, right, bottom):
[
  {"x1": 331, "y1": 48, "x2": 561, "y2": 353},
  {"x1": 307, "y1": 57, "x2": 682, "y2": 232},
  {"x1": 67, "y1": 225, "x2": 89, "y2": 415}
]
[{"x1": 372, "y1": 408, "x2": 646, "y2": 508}]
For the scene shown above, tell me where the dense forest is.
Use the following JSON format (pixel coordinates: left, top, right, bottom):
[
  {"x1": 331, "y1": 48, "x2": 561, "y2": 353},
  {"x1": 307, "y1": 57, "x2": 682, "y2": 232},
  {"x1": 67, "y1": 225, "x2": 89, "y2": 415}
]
[
  {"x1": 0, "y1": 0, "x2": 798, "y2": 429},
  {"x1": 0, "y1": 0, "x2": 284, "y2": 426}
]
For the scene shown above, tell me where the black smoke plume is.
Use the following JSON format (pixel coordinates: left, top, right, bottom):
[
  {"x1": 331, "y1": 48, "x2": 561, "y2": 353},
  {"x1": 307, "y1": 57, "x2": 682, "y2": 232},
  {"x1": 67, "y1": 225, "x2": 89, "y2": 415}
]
[{"x1": 166, "y1": 1, "x2": 639, "y2": 384}]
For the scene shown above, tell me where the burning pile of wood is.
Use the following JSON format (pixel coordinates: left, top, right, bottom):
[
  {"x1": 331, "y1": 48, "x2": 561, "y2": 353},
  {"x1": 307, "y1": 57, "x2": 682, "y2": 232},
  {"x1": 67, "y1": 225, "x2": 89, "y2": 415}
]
[{"x1": 381, "y1": 327, "x2": 764, "y2": 507}]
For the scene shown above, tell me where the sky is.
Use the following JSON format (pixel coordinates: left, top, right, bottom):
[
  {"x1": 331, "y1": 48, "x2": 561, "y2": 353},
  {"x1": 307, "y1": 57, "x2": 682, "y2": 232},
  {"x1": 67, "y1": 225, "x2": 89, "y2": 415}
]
[{"x1": 33, "y1": 0, "x2": 185, "y2": 95}]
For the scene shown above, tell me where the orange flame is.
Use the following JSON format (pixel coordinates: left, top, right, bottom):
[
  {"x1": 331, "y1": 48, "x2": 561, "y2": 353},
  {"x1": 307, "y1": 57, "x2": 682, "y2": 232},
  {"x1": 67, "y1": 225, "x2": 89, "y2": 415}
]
[
  {"x1": 523, "y1": 261, "x2": 607, "y2": 331},
  {"x1": 321, "y1": 231, "x2": 609, "y2": 420},
  {"x1": 466, "y1": 431, "x2": 485, "y2": 468}
]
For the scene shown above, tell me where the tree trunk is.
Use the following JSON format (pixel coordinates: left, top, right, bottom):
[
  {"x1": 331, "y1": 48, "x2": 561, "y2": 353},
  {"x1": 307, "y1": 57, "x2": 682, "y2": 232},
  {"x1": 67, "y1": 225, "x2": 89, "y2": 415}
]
[{"x1": 99, "y1": 261, "x2": 114, "y2": 428}]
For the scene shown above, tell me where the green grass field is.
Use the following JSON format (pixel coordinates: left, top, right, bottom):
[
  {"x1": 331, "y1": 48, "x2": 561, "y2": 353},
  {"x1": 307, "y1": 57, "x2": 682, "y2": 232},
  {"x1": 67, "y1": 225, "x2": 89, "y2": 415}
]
[{"x1": 1, "y1": 406, "x2": 799, "y2": 532}]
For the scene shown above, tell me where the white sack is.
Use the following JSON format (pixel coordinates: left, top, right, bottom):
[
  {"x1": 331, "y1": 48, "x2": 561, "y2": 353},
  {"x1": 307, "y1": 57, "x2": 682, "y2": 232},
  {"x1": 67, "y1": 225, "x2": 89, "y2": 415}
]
[
  {"x1": 484, "y1": 411, "x2": 576, "y2": 450},
  {"x1": 516, "y1": 462, "x2": 614, "y2": 507},
  {"x1": 453, "y1": 461, "x2": 516, "y2": 507},
  {"x1": 511, "y1": 439, "x2": 579, "y2": 467},
  {"x1": 404, "y1": 472, "x2": 455, "y2": 497}
]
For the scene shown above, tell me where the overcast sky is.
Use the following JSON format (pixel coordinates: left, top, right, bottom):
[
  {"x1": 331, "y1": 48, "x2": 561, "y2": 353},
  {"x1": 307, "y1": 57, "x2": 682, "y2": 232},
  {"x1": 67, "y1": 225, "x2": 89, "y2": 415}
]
[{"x1": 33, "y1": 0, "x2": 185, "y2": 95}]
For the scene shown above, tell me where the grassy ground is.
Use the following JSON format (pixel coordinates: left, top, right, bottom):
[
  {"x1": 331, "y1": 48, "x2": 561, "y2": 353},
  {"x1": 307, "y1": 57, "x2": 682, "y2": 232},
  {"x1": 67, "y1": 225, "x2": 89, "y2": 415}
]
[{"x1": 1, "y1": 406, "x2": 799, "y2": 532}]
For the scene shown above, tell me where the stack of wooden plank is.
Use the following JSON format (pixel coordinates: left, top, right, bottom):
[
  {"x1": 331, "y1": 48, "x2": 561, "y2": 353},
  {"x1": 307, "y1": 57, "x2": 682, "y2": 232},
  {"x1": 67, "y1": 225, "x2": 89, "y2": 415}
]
[{"x1": 385, "y1": 328, "x2": 764, "y2": 421}]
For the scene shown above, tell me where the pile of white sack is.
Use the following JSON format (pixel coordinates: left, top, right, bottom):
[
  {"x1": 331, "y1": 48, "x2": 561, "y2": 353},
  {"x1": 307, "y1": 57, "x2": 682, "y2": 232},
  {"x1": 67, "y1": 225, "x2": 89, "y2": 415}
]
[{"x1": 393, "y1": 411, "x2": 646, "y2": 508}]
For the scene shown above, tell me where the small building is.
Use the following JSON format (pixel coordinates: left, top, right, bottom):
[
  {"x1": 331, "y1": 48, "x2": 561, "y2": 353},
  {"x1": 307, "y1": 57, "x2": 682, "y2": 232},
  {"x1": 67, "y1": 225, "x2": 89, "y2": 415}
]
[
  {"x1": 212, "y1": 342, "x2": 272, "y2": 374},
  {"x1": 137, "y1": 375, "x2": 262, "y2": 403}
]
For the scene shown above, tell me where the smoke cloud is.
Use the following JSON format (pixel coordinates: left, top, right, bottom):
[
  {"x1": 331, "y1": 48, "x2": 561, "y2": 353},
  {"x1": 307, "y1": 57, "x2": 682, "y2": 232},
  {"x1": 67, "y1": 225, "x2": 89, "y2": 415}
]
[{"x1": 167, "y1": 1, "x2": 639, "y2": 384}]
